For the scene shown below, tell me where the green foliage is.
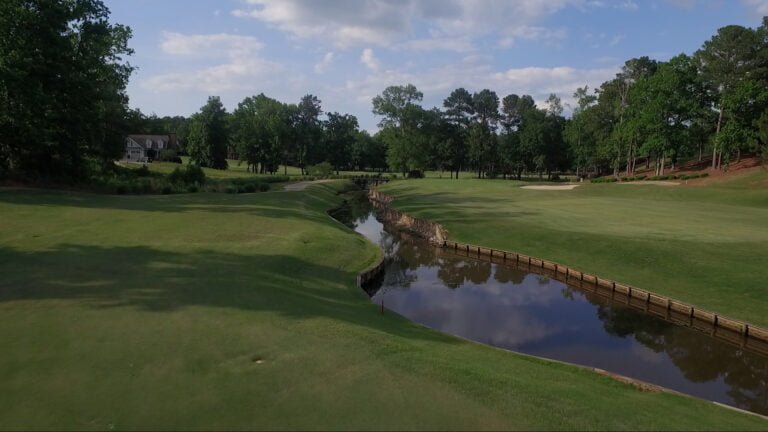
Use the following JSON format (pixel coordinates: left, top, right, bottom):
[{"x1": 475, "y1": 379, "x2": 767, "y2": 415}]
[
  {"x1": 307, "y1": 162, "x2": 333, "y2": 177},
  {"x1": 188, "y1": 97, "x2": 229, "y2": 170},
  {"x1": 169, "y1": 165, "x2": 207, "y2": 186},
  {"x1": 157, "y1": 149, "x2": 182, "y2": 163},
  {"x1": 0, "y1": 0, "x2": 134, "y2": 179},
  {"x1": 591, "y1": 177, "x2": 618, "y2": 183}
]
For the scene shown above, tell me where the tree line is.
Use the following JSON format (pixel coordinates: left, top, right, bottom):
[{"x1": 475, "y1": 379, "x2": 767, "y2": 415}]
[
  {"x1": 2, "y1": 1, "x2": 767, "y2": 182},
  {"x1": 130, "y1": 94, "x2": 387, "y2": 175},
  {"x1": 372, "y1": 18, "x2": 768, "y2": 179}
]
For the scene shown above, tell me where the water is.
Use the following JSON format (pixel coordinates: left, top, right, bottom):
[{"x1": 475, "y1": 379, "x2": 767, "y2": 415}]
[{"x1": 331, "y1": 193, "x2": 768, "y2": 416}]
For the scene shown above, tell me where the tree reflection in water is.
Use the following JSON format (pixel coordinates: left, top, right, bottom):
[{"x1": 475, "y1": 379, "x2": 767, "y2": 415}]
[{"x1": 335, "y1": 194, "x2": 768, "y2": 415}]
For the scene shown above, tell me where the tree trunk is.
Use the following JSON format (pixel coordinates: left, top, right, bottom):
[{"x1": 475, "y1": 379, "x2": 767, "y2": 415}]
[
  {"x1": 660, "y1": 152, "x2": 666, "y2": 176},
  {"x1": 713, "y1": 107, "x2": 723, "y2": 169}
]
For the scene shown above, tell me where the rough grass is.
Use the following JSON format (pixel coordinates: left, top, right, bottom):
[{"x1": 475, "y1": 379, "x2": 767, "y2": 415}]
[
  {"x1": 379, "y1": 177, "x2": 768, "y2": 329},
  {"x1": 0, "y1": 183, "x2": 765, "y2": 430}
]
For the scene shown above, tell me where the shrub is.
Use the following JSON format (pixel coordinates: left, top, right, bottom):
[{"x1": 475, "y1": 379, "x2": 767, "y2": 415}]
[
  {"x1": 187, "y1": 185, "x2": 199, "y2": 193},
  {"x1": 591, "y1": 177, "x2": 618, "y2": 183},
  {"x1": 134, "y1": 165, "x2": 151, "y2": 177},
  {"x1": 307, "y1": 162, "x2": 333, "y2": 177},
  {"x1": 161, "y1": 186, "x2": 173, "y2": 195},
  {"x1": 259, "y1": 183, "x2": 270, "y2": 192},
  {"x1": 157, "y1": 149, "x2": 182, "y2": 163},
  {"x1": 169, "y1": 165, "x2": 207, "y2": 186},
  {"x1": 407, "y1": 170, "x2": 425, "y2": 179},
  {"x1": 243, "y1": 183, "x2": 257, "y2": 193}
]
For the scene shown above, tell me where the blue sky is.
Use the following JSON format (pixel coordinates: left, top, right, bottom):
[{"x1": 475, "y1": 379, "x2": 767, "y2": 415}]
[{"x1": 105, "y1": 0, "x2": 768, "y2": 131}]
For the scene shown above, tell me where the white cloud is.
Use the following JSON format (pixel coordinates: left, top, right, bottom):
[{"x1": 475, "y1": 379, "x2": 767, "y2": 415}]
[
  {"x1": 399, "y1": 37, "x2": 475, "y2": 53},
  {"x1": 743, "y1": 0, "x2": 768, "y2": 15},
  {"x1": 360, "y1": 48, "x2": 381, "y2": 71},
  {"x1": 232, "y1": 0, "x2": 589, "y2": 47},
  {"x1": 144, "y1": 32, "x2": 284, "y2": 93},
  {"x1": 586, "y1": 0, "x2": 639, "y2": 10},
  {"x1": 341, "y1": 56, "x2": 617, "y2": 118},
  {"x1": 314, "y1": 51, "x2": 336, "y2": 74},
  {"x1": 498, "y1": 26, "x2": 568, "y2": 48},
  {"x1": 159, "y1": 32, "x2": 263, "y2": 58}
]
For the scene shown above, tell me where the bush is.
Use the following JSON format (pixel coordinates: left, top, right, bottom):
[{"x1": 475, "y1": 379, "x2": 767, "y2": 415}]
[
  {"x1": 407, "y1": 170, "x2": 425, "y2": 179},
  {"x1": 187, "y1": 185, "x2": 198, "y2": 193},
  {"x1": 259, "y1": 183, "x2": 270, "y2": 192},
  {"x1": 134, "y1": 165, "x2": 151, "y2": 177},
  {"x1": 157, "y1": 149, "x2": 182, "y2": 163},
  {"x1": 169, "y1": 165, "x2": 207, "y2": 186},
  {"x1": 161, "y1": 186, "x2": 173, "y2": 195},
  {"x1": 307, "y1": 162, "x2": 333, "y2": 178},
  {"x1": 591, "y1": 177, "x2": 618, "y2": 183}
]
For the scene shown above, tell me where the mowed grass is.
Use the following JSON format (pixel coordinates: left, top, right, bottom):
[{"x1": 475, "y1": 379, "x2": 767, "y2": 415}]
[
  {"x1": 131, "y1": 157, "x2": 380, "y2": 180},
  {"x1": 0, "y1": 184, "x2": 765, "y2": 430},
  {"x1": 379, "y1": 170, "x2": 768, "y2": 328}
]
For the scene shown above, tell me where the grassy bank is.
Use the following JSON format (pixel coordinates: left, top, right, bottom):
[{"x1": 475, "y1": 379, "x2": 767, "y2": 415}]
[
  {"x1": 378, "y1": 173, "x2": 768, "y2": 329},
  {"x1": 0, "y1": 183, "x2": 764, "y2": 429}
]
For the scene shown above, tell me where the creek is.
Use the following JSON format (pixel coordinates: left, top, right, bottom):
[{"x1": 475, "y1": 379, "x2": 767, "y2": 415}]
[{"x1": 330, "y1": 193, "x2": 768, "y2": 416}]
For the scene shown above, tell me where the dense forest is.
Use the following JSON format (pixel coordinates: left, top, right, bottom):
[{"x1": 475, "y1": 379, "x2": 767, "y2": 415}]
[{"x1": 2, "y1": 0, "x2": 767, "y2": 181}]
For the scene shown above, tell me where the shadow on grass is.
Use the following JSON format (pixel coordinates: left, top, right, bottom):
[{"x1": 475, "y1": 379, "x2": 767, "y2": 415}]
[{"x1": 0, "y1": 244, "x2": 452, "y2": 344}]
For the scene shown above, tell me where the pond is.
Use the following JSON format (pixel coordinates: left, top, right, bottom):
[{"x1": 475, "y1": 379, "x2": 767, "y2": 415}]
[{"x1": 331, "y1": 192, "x2": 768, "y2": 417}]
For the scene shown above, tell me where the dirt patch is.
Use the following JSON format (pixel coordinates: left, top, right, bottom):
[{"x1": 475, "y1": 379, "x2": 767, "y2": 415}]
[
  {"x1": 520, "y1": 185, "x2": 581, "y2": 191},
  {"x1": 616, "y1": 181, "x2": 680, "y2": 186},
  {"x1": 283, "y1": 179, "x2": 336, "y2": 191}
]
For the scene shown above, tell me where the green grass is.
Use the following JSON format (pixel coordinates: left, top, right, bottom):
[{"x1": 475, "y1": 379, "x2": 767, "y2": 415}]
[
  {"x1": 379, "y1": 173, "x2": 768, "y2": 329},
  {"x1": 128, "y1": 157, "x2": 383, "y2": 180},
  {"x1": 0, "y1": 184, "x2": 765, "y2": 430}
]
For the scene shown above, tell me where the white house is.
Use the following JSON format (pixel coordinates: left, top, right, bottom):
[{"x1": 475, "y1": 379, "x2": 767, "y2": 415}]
[{"x1": 123, "y1": 135, "x2": 176, "y2": 162}]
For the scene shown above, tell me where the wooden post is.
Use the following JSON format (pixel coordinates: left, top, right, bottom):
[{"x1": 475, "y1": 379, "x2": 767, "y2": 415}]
[{"x1": 503, "y1": 252, "x2": 507, "y2": 261}]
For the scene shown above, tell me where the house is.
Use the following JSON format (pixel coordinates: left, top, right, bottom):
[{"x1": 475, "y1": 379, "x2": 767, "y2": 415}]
[{"x1": 123, "y1": 134, "x2": 177, "y2": 162}]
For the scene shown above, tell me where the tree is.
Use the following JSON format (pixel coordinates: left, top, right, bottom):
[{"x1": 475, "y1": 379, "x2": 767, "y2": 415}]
[
  {"x1": 0, "y1": 0, "x2": 134, "y2": 179},
  {"x1": 372, "y1": 84, "x2": 430, "y2": 175},
  {"x1": 188, "y1": 97, "x2": 229, "y2": 170},
  {"x1": 472, "y1": 89, "x2": 500, "y2": 128},
  {"x1": 545, "y1": 93, "x2": 564, "y2": 117},
  {"x1": 324, "y1": 112, "x2": 359, "y2": 174},
  {"x1": 695, "y1": 24, "x2": 762, "y2": 168},
  {"x1": 295, "y1": 94, "x2": 323, "y2": 174},
  {"x1": 441, "y1": 88, "x2": 475, "y2": 178}
]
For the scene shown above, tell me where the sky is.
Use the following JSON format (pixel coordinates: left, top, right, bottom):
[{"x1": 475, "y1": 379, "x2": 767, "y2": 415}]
[{"x1": 105, "y1": 0, "x2": 768, "y2": 132}]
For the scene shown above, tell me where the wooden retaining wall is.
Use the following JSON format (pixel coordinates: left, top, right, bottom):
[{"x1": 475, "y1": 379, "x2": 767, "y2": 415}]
[
  {"x1": 356, "y1": 255, "x2": 386, "y2": 288},
  {"x1": 369, "y1": 190, "x2": 768, "y2": 351}
]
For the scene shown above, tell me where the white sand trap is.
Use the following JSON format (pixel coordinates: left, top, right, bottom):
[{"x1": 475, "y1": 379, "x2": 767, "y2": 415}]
[
  {"x1": 284, "y1": 179, "x2": 336, "y2": 191},
  {"x1": 520, "y1": 184, "x2": 581, "y2": 191},
  {"x1": 617, "y1": 181, "x2": 680, "y2": 186}
]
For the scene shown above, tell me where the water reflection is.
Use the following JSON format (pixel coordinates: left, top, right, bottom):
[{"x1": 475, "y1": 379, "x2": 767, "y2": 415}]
[{"x1": 333, "y1": 193, "x2": 768, "y2": 415}]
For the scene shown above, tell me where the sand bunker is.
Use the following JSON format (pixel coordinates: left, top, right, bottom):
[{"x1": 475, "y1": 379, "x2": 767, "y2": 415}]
[{"x1": 520, "y1": 185, "x2": 581, "y2": 191}]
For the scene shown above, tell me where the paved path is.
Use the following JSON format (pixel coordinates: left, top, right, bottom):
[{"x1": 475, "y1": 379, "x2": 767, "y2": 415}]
[{"x1": 283, "y1": 179, "x2": 337, "y2": 191}]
